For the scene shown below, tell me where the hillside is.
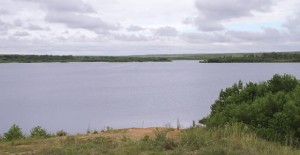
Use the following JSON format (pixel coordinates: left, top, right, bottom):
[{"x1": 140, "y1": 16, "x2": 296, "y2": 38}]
[{"x1": 0, "y1": 126, "x2": 299, "y2": 155}]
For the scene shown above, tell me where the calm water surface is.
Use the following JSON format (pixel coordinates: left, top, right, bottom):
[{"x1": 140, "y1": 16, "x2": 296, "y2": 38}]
[{"x1": 1, "y1": 61, "x2": 300, "y2": 134}]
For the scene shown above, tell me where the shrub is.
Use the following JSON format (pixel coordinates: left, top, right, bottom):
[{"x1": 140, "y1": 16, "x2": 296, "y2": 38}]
[
  {"x1": 4, "y1": 124, "x2": 24, "y2": 141},
  {"x1": 93, "y1": 130, "x2": 98, "y2": 134},
  {"x1": 153, "y1": 129, "x2": 168, "y2": 147},
  {"x1": 201, "y1": 74, "x2": 300, "y2": 146},
  {"x1": 136, "y1": 129, "x2": 177, "y2": 152},
  {"x1": 56, "y1": 130, "x2": 68, "y2": 137},
  {"x1": 30, "y1": 126, "x2": 51, "y2": 138}
]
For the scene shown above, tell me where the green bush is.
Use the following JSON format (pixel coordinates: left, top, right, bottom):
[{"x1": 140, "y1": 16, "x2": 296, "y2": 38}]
[
  {"x1": 201, "y1": 74, "x2": 300, "y2": 147},
  {"x1": 93, "y1": 130, "x2": 98, "y2": 134},
  {"x1": 4, "y1": 124, "x2": 24, "y2": 141},
  {"x1": 56, "y1": 130, "x2": 68, "y2": 137},
  {"x1": 138, "y1": 129, "x2": 177, "y2": 151},
  {"x1": 30, "y1": 126, "x2": 51, "y2": 138},
  {"x1": 153, "y1": 129, "x2": 176, "y2": 150}
]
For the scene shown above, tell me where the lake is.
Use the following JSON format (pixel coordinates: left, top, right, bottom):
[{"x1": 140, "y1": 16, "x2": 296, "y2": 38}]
[{"x1": 1, "y1": 61, "x2": 300, "y2": 134}]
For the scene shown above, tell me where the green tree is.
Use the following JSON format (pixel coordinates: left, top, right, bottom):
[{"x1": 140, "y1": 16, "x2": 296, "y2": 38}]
[
  {"x1": 30, "y1": 126, "x2": 51, "y2": 138},
  {"x1": 268, "y1": 74, "x2": 298, "y2": 93},
  {"x1": 4, "y1": 124, "x2": 24, "y2": 141},
  {"x1": 200, "y1": 74, "x2": 300, "y2": 146}
]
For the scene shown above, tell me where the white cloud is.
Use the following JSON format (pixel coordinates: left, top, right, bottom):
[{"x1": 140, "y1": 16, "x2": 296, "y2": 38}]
[{"x1": 0, "y1": 0, "x2": 299, "y2": 55}]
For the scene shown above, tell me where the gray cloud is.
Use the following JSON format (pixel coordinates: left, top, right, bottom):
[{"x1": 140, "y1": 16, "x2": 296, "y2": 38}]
[
  {"x1": 126, "y1": 25, "x2": 145, "y2": 31},
  {"x1": 19, "y1": 0, "x2": 95, "y2": 13},
  {"x1": 20, "y1": 0, "x2": 120, "y2": 34},
  {"x1": 181, "y1": 27, "x2": 286, "y2": 45},
  {"x1": 0, "y1": 20, "x2": 10, "y2": 35},
  {"x1": 14, "y1": 31, "x2": 30, "y2": 37},
  {"x1": 195, "y1": 0, "x2": 272, "y2": 20},
  {"x1": 181, "y1": 32, "x2": 231, "y2": 43},
  {"x1": 284, "y1": 12, "x2": 300, "y2": 41},
  {"x1": 0, "y1": 32, "x2": 7, "y2": 36},
  {"x1": 13, "y1": 19, "x2": 23, "y2": 27},
  {"x1": 154, "y1": 26, "x2": 178, "y2": 37},
  {"x1": 226, "y1": 28, "x2": 283, "y2": 42},
  {"x1": 0, "y1": 20, "x2": 10, "y2": 31},
  {"x1": 0, "y1": 9, "x2": 10, "y2": 15},
  {"x1": 193, "y1": 0, "x2": 273, "y2": 31},
  {"x1": 27, "y1": 24, "x2": 50, "y2": 31},
  {"x1": 45, "y1": 11, "x2": 120, "y2": 34},
  {"x1": 113, "y1": 33, "x2": 150, "y2": 41},
  {"x1": 0, "y1": 0, "x2": 299, "y2": 55},
  {"x1": 194, "y1": 19, "x2": 224, "y2": 31}
]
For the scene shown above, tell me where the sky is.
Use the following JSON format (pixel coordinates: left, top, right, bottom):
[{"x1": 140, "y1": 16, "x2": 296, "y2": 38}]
[{"x1": 0, "y1": 0, "x2": 299, "y2": 55}]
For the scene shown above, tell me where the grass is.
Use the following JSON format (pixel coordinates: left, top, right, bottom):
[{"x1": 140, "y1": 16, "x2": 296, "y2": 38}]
[
  {"x1": 179, "y1": 124, "x2": 299, "y2": 155},
  {"x1": 0, "y1": 125, "x2": 299, "y2": 155}
]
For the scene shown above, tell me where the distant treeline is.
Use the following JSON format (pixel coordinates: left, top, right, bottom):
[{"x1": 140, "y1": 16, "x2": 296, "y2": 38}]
[
  {"x1": 0, "y1": 55, "x2": 171, "y2": 63},
  {"x1": 1, "y1": 52, "x2": 300, "y2": 63},
  {"x1": 204, "y1": 52, "x2": 300, "y2": 63}
]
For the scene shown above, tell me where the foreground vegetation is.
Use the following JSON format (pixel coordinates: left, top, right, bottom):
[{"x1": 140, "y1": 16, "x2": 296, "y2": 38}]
[
  {"x1": 201, "y1": 74, "x2": 300, "y2": 147},
  {"x1": 0, "y1": 125, "x2": 299, "y2": 154},
  {"x1": 1, "y1": 51, "x2": 300, "y2": 63}
]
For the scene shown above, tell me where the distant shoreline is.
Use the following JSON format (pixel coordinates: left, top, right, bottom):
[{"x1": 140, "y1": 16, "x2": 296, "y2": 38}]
[{"x1": 1, "y1": 51, "x2": 300, "y2": 63}]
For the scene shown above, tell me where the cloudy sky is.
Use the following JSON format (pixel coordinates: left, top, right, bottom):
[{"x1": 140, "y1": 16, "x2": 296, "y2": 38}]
[{"x1": 0, "y1": 0, "x2": 299, "y2": 55}]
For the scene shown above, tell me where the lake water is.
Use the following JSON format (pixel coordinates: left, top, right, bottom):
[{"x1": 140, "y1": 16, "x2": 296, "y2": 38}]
[{"x1": 1, "y1": 61, "x2": 300, "y2": 134}]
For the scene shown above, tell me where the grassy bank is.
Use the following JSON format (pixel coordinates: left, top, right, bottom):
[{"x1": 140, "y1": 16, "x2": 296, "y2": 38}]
[{"x1": 0, "y1": 125, "x2": 299, "y2": 154}]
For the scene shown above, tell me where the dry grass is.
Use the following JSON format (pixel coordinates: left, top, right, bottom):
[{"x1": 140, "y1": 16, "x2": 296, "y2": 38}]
[
  {"x1": 0, "y1": 127, "x2": 178, "y2": 154},
  {"x1": 0, "y1": 126, "x2": 299, "y2": 155}
]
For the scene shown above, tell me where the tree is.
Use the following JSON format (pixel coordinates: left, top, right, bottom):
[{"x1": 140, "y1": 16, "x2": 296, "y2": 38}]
[
  {"x1": 4, "y1": 124, "x2": 24, "y2": 141},
  {"x1": 200, "y1": 74, "x2": 300, "y2": 146},
  {"x1": 30, "y1": 126, "x2": 51, "y2": 138},
  {"x1": 268, "y1": 74, "x2": 298, "y2": 93}
]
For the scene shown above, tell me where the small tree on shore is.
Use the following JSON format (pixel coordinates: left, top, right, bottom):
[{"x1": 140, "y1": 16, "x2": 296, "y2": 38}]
[
  {"x1": 4, "y1": 124, "x2": 24, "y2": 141},
  {"x1": 30, "y1": 126, "x2": 51, "y2": 138}
]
